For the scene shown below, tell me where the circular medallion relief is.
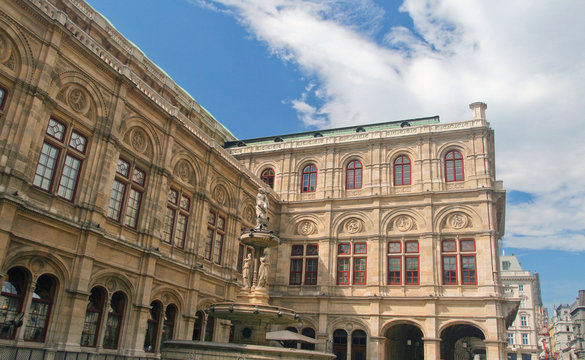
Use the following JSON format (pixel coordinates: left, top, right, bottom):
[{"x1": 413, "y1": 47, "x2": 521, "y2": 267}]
[
  {"x1": 30, "y1": 258, "x2": 45, "y2": 273},
  {"x1": 243, "y1": 206, "x2": 255, "y2": 224},
  {"x1": 395, "y1": 216, "x2": 413, "y2": 232},
  {"x1": 450, "y1": 213, "x2": 468, "y2": 229},
  {"x1": 67, "y1": 86, "x2": 90, "y2": 114},
  {"x1": 345, "y1": 219, "x2": 362, "y2": 234},
  {"x1": 131, "y1": 128, "x2": 148, "y2": 153},
  {"x1": 298, "y1": 220, "x2": 315, "y2": 235},
  {"x1": 177, "y1": 160, "x2": 192, "y2": 183},
  {"x1": 214, "y1": 186, "x2": 227, "y2": 205},
  {"x1": 106, "y1": 278, "x2": 116, "y2": 291}
]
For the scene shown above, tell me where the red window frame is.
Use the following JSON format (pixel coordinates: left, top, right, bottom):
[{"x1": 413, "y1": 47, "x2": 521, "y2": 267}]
[
  {"x1": 445, "y1": 150, "x2": 464, "y2": 182},
  {"x1": 405, "y1": 240, "x2": 419, "y2": 253},
  {"x1": 107, "y1": 157, "x2": 146, "y2": 229},
  {"x1": 81, "y1": 287, "x2": 106, "y2": 347},
  {"x1": 442, "y1": 239, "x2": 457, "y2": 252},
  {"x1": 261, "y1": 167, "x2": 275, "y2": 189},
  {"x1": 346, "y1": 160, "x2": 362, "y2": 190},
  {"x1": 161, "y1": 305, "x2": 176, "y2": 343},
  {"x1": 163, "y1": 188, "x2": 191, "y2": 248},
  {"x1": 393, "y1": 155, "x2": 411, "y2": 186},
  {"x1": 144, "y1": 301, "x2": 161, "y2": 352},
  {"x1": 102, "y1": 291, "x2": 125, "y2": 349},
  {"x1": 353, "y1": 257, "x2": 367, "y2": 285},
  {"x1": 33, "y1": 118, "x2": 88, "y2": 202},
  {"x1": 388, "y1": 241, "x2": 401, "y2": 254},
  {"x1": 460, "y1": 239, "x2": 475, "y2": 252},
  {"x1": 337, "y1": 257, "x2": 350, "y2": 285},
  {"x1": 388, "y1": 256, "x2": 401, "y2": 285},
  {"x1": 23, "y1": 274, "x2": 55, "y2": 343},
  {"x1": 461, "y1": 255, "x2": 477, "y2": 285},
  {"x1": 442, "y1": 255, "x2": 458, "y2": 285},
  {"x1": 290, "y1": 259, "x2": 303, "y2": 285},
  {"x1": 301, "y1": 164, "x2": 317, "y2": 193},
  {"x1": 405, "y1": 256, "x2": 419, "y2": 285},
  {"x1": 305, "y1": 244, "x2": 319, "y2": 285}
]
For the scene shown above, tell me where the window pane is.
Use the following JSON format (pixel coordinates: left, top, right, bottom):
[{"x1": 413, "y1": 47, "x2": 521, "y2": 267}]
[
  {"x1": 132, "y1": 168, "x2": 145, "y2": 186},
  {"x1": 388, "y1": 257, "x2": 401, "y2": 284},
  {"x1": 107, "y1": 180, "x2": 125, "y2": 220},
  {"x1": 405, "y1": 257, "x2": 419, "y2": 284},
  {"x1": 46, "y1": 119, "x2": 65, "y2": 141},
  {"x1": 69, "y1": 131, "x2": 87, "y2": 153},
  {"x1": 306, "y1": 244, "x2": 318, "y2": 256},
  {"x1": 168, "y1": 189, "x2": 178, "y2": 204},
  {"x1": 337, "y1": 258, "x2": 350, "y2": 285},
  {"x1": 443, "y1": 256, "x2": 457, "y2": 284},
  {"x1": 174, "y1": 214, "x2": 187, "y2": 248},
  {"x1": 405, "y1": 241, "x2": 418, "y2": 253},
  {"x1": 460, "y1": 239, "x2": 475, "y2": 252},
  {"x1": 305, "y1": 258, "x2": 318, "y2": 285},
  {"x1": 461, "y1": 255, "x2": 476, "y2": 284},
  {"x1": 204, "y1": 229, "x2": 213, "y2": 260},
  {"x1": 123, "y1": 188, "x2": 142, "y2": 228},
  {"x1": 338, "y1": 244, "x2": 351, "y2": 255},
  {"x1": 213, "y1": 234, "x2": 223, "y2": 264},
  {"x1": 33, "y1": 142, "x2": 59, "y2": 191},
  {"x1": 353, "y1": 258, "x2": 366, "y2": 285},
  {"x1": 290, "y1": 259, "x2": 303, "y2": 285},
  {"x1": 354, "y1": 243, "x2": 367, "y2": 254},
  {"x1": 291, "y1": 245, "x2": 304, "y2": 256},
  {"x1": 388, "y1": 242, "x2": 401, "y2": 253},
  {"x1": 57, "y1": 155, "x2": 81, "y2": 200},
  {"x1": 116, "y1": 158, "x2": 130, "y2": 177},
  {"x1": 0, "y1": 88, "x2": 5, "y2": 108},
  {"x1": 180, "y1": 195, "x2": 190, "y2": 211},
  {"x1": 162, "y1": 208, "x2": 175, "y2": 244}
]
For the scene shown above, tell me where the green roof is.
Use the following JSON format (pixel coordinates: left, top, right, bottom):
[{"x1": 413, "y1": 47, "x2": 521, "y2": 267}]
[{"x1": 224, "y1": 116, "x2": 440, "y2": 148}]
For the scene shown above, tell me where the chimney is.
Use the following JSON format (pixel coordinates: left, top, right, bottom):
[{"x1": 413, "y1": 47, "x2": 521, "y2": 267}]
[{"x1": 469, "y1": 102, "x2": 487, "y2": 120}]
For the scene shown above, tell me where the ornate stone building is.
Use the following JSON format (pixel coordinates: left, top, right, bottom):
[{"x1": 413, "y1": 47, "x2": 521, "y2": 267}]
[
  {"x1": 0, "y1": 0, "x2": 513, "y2": 359},
  {"x1": 500, "y1": 254, "x2": 545, "y2": 360}
]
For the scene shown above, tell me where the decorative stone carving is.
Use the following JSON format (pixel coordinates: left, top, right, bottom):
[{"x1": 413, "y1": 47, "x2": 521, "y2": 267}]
[
  {"x1": 345, "y1": 218, "x2": 362, "y2": 234},
  {"x1": 255, "y1": 188, "x2": 269, "y2": 230},
  {"x1": 449, "y1": 213, "x2": 469, "y2": 229},
  {"x1": 395, "y1": 216, "x2": 413, "y2": 232},
  {"x1": 297, "y1": 220, "x2": 316, "y2": 235},
  {"x1": 68, "y1": 87, "x2": 88, "y2": 113},
  {"x1": 174, "y1": 160, "x2": 192, "y2": 183},
  {"x1": 106, "y1": 278, "x2": 116, "y2": 291},
  {"x1": 0, "y1": 35, "x2": 11, "y2": 64},
  {"x1": 243, "y1": 206, "x2": 255, "y2": 225},
  {"x1": 131, "y1": 128, "x2": 148, "y2": 153},
  {"x1": 256, "y1": 254, "x2": 268, "y2": 289},
  {"x1": 30, "y1": 258, "x2": 45, "y2": 273},
  {"x1": 214, "y1": 185, "x2": 227, "y2": 206}
]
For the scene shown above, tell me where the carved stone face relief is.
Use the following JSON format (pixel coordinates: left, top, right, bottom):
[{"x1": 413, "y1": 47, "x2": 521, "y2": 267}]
[
  {"x1": 67, "y1": 86, "x2": 90, "y2": 114},
  {"x1": 449, "y1": 213, "x2": 468, "y2": 229},
  {"x1": 298, "y1": 220, "x2": 316, "y2": 235},
  {"x1": 345, "y1": 219, "x2": 362, "y2": 234},
  {"x1": 395, "y1": 216, "x2": 413, "y2": 232}
]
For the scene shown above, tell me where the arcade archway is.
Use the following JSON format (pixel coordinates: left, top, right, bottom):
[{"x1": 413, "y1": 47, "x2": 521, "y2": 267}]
[
  {"x1": 440, "y1": 324, "x2": 486, "y2": 360},
  {"x1": 385, "y1": 323, "x2": 424, "y2": 360}
]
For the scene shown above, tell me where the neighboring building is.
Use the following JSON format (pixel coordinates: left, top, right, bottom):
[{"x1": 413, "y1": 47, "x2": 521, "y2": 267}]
[
  {"x1": 570, "y1": 290, "x2": 585, "y2": 359},
  {"x1": 500, "y1": 255, "x2": 545, "y2": 360},
  {"x1": 551, "y1": 304, "x2": 575, "y2": 359},
  {"x1": 0, "y1": 0, "x2": 515, "y2": 359}
]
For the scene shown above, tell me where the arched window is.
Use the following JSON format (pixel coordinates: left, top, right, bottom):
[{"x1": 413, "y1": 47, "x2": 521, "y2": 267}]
[
  {"x1": 333, "y1": 329, "x2": 348, "y2": 360},
  {"x1": 144, "y1": 301, "x2": 162, "y2": 352},
  {"x1": 352, "y1": 330, "x2": 367, "y2": 360},
  {"x1": 284, "y1": 326, "x2": 298, "y2": 348},
  {"x1": 204, "y1": 315, "x2": 215, "y2": 341},
  {"x1": 103, "y1": 291, "x2": 125, "y2": 349},
  {"x1": 346, "y1": 160, "x2": 362, "y2": 190},
  {"x1": 301, "y1": 327, "x2": 316, "y2": 350},
  {"x1": 301, "y1": 164, "x2": 317, "y2": 193},
  {"x1": 0, "y1": 268, "x2": 28, "y2": 339},
  {"x1": 0, "y1": 86, "x2": 7, "y2": 110},
  {"x1": 261, "y1": 168, "x2": 275, "y2": 189},
  {"x1": 24, "y1": 274, "x2": 56, "y2": 342},
  {"x1": 192, "y1": 311, "x2": 204, "y2": 340},
  {"x1": 81, "y1": 287, "x2": 106, "y2": 347},
  {"x1": 445, "y1": 150, "x2": 464, "y2": 182},
  {"x1": 393, "y1": 155, "x2": 411, "y2": 185},
  {"x1": 161, "y1": 304, "x2": 177, "y2": 344}
]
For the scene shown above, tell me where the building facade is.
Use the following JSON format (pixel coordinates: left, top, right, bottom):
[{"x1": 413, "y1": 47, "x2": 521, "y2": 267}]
[
  {"x1": 500, "y1": 255, "x2": 545, "y2": 360},
  {"x1": 570, "y1": 290, "x2": 585, "y2": 359},
  {"x1": 551, "y1": 305, "x2": 575, "y2": 359},
  {"x1": 0, "y1": 0, "x2": 514, "y2": 359}
]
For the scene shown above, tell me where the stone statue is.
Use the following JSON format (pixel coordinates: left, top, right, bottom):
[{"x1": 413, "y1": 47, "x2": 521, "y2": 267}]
[
  {"x1": 242, "y1": 253, "x2": 252, "y2": 289},
  {"x1": 257, "y1": 254, "x2": 268, "y2": 288},
  {"x1": 255, "y1": 187, "x2": 269, "y2": 230}
]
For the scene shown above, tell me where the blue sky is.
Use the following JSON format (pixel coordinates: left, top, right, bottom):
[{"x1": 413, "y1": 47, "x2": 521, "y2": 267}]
[{"x1": 86, "y1": 0, "x2": 585, "y2": 311}]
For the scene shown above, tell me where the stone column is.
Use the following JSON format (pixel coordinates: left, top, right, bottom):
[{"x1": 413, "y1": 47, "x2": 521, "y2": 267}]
[
  {"x1": 423, "y1": 337, "x2": 441, "y2": 359},
  {"x1": 16, "y1": 276, "x2": 37, "y2": 341},
  {"x1": 370, "y1": 336, "x2": 387, "y2": 360},
  {"x1": 484, "y1": 339, "x2": 506, "y2": 360}
]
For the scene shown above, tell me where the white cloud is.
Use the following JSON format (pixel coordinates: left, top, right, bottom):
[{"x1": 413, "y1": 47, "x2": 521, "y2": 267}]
[{"x1": 197, "y1": 0, "x2": 585, "y2": 251}]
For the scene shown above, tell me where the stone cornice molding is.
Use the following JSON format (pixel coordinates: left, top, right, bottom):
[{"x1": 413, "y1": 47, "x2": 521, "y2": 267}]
[{"x1": 228, "y1": 119, "x2": 491, "y2": 155}]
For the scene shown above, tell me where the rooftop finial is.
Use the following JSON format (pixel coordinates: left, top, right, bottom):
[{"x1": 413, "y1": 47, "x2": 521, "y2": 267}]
[{"x1": 469, "y1": 102, "x2": 487, "y2": 120}]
